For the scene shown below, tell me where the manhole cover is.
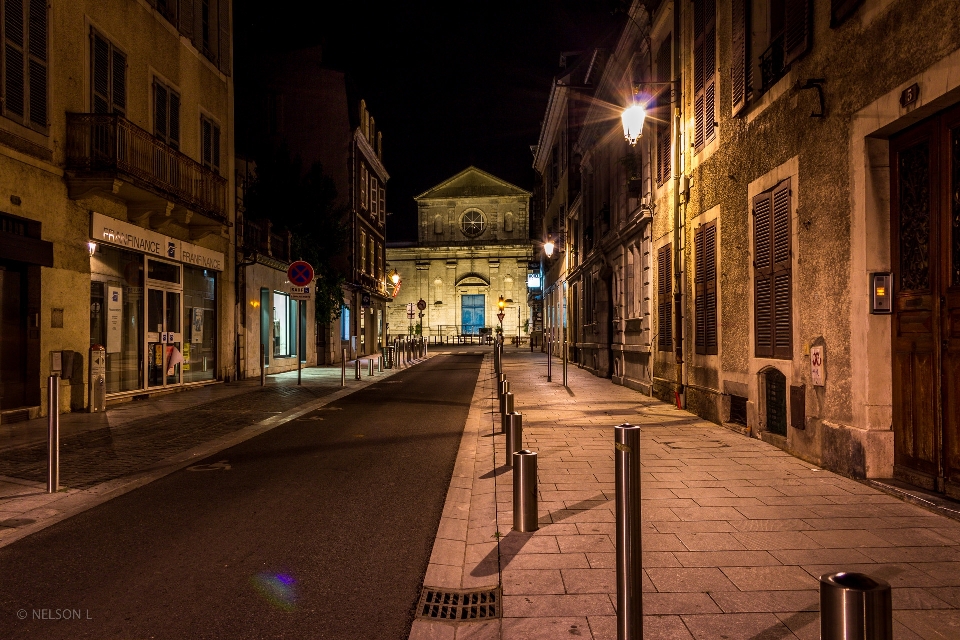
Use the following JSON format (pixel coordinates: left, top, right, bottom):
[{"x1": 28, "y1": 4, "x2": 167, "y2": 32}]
[{"x1": 417, "y1": 587, "x2": 500, "y2": 621}]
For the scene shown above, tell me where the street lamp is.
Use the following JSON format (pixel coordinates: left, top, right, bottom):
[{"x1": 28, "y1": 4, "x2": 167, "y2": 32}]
[
  {"x1": 498, "y1": 295, "x2": 505, "y2": 312},
  {"x1": 621, "y1": 102, "x2": 647, "y2": 146},
  {"x1": 544, "y1": 235, "x2": 555, "y2": 258},
  {"x1": 390, "y1": 268, "x2": 400, "y2": 285}
]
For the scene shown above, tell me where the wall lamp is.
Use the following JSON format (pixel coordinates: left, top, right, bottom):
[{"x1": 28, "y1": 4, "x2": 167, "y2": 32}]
[
  {"x1": 622, "y1": 81, "x2": 677, "y2": 146},
  {"x1": 544, "y1": 232, "x2": 565, "y2": 258}
]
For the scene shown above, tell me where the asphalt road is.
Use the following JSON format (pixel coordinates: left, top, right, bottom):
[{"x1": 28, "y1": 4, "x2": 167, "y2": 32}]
[{"x1": 0, "y1": 353, "x2": 482, "y2": 639}]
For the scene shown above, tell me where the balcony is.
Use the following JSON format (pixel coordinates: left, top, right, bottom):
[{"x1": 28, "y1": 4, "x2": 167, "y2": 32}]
[
  {"x1": 65, "y1": 113, "x2": 229, "y2": 237},
  {"x1": 759, "y1": 34, "x2": 788, "y2": 96}
]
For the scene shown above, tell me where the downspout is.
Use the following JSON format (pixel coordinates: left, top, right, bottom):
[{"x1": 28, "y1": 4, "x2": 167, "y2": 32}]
[{"x1": 672, "y1": 0, "x2": 685, "y2": 408}]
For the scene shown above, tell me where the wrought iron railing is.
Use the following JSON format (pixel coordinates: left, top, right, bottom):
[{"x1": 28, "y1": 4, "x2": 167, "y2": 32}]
[
  {"x1": 66, "y1": 113, "x2": 228, "y2": 224},
  {"x1": 759, "y1": 34, "x2": 787, "y2": 96}
]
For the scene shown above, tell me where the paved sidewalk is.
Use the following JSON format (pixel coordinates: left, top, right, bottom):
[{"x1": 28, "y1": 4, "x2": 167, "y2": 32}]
[
  {"x1": 0, "y1": 355, "x2": 421, "y2": 549},
  {"x1": 411, "y1": 349, "x2": 960, "y2": 640}
]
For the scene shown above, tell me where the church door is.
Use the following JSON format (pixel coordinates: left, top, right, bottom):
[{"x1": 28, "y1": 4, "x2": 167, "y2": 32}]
[
  {"x1": 890, "y1": 105, "x2": 960, "y2": 495},
  {"x1": 461, "y1": 294, "x2": 485, "y2": 336}
]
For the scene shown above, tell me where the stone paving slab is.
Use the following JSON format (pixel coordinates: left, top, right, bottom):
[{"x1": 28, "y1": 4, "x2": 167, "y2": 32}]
[{"x1": 411, "y1": 348, "x2": 960, "y2": 639}]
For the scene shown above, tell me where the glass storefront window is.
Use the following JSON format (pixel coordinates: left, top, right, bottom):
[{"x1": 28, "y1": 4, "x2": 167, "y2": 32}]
[
  {"x1": 90, "y1": 245, "x2": 144, "y2": 394},
  {"x1": 148, "y1": 259, "x2": 181, "y2": 284},
  {"x1": 273, "y1": 291, "x2": 292, "y2": 357},
  {"x1": 183, "y1": 266, "x2": 216, "y2": 382}
]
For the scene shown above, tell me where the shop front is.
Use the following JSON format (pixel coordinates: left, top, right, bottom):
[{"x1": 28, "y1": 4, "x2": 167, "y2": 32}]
[{"x1": 89, "y1": 213, "x2": 223, "y2": 398}]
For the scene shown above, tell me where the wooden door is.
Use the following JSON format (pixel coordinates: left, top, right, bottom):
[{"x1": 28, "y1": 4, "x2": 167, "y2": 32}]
[
  {"x1": 891, "y1": 118, "x2": 942, "y2": 490},
  {"x1": 941, "y1": 107, "x2": 960, "y2": 496}
]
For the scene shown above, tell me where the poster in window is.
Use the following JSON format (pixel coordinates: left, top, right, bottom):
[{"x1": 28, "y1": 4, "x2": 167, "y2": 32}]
[
  {"x1": 107, "y1": 286, "x2": 123, "y2": 353},
  {"x1": 192, "y1": 307, "x2": 203, "y2": 344}
]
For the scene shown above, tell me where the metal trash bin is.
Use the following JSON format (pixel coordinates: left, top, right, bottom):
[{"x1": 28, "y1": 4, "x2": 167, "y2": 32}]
[{"x1": 820, "y1": 572, "x2": 892, "y2": 640}]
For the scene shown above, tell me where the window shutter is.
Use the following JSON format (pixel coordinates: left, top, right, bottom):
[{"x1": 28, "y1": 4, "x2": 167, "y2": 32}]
[
  {"x1": 154, "y1": 82, "x2": 168, "y2": 139},
  {"x1": 3, "y1": 0, "x2": 25, "y2": 118},
  {"x1": 704, "y1": 222, "x2": 718, "y2": 354},
  {"x1": 655, "y1": 36, "x2": 671, "y2": 186},
  {"x1": 92, "y1": 33, "x2": 111, "y2": 114},
  {"x1": 201, "y1": 117, "x2": 211, "y2": 165},
  {"x1": 695, "y1": 225, "x2": 706, "y2": 354},
  {"x1": 753, "y1": 191, "x2": 773, "y2": 357},
  {"x1": 218, "y1": 0, "x2": 231, "y2": 75},
  {"x1": 658, "y1": 243, "x2": 672, "y2": 351},
  {"x1": 212, "y1": 123, "x2": 220, "y2": 171},
  {"x1": 179, "y1": 0, "x2": 195, "y2": 39},
  {"x1": 693, "y1": 0, "x2": 705, "y2": 151},
  {"x1": 784, "y1": 0, "x2": 811, "y2": 65},
  {"x1": 168, "y1": 90, "x2": 180, "y2": 148},
  {"x1": 771, "y1": 181, "x2": 792, "y2": 358},
  {"x1": 378, "y1": 186, "x2": 385, "y2": 221},
  {"x1": 731, "y1": 0, "x2": 748, "y2": 117},
  {"x1": 703, "y1": 0, "x2": 716, "y2": 145},
  {"x1": 112, "y1": 48, "x2": 126, "y2": 115},
  {"x1": 26, "y1": 0, "x2": 45, "y2": 127}
]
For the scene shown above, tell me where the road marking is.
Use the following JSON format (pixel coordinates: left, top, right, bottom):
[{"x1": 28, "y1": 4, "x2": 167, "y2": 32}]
[{"x1": 187, "y1": 460, "x2": 231, "y2": 471}]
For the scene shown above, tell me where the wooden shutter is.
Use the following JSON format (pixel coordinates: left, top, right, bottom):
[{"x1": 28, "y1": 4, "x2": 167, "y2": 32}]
[
  {"x1": 695, "y1": 222, "x2": 718, "y2": 355},
  {"x1": 201, "y1": 117, "x2": 212, "y2": 166},
  {"x1": 656, "y1": 36, "x2": 671, "y2": 186},
  {"x1": 112, "y1": 48, "x2": 126, "y2": 115},
  {"x1": 731, "y1": 0, "x2": 748, "y2": 117},
  {"x1": 168, "y1": 90, "x2": 180, "y2": 149},
  {"x1": 154, "y1": 82, "x2": 168, "y2": 139},
  {"x1": 658, "y1": 243, "x2": 672, "y2": 351},
  {"x1": 771, "y1": 181, "x2": 792, "y2": 358},
  {"x1": 378, "y1": 186, "x2": 385, "y2": 221},
  {"x1": 92, "y1": 33, "x2": 111, "y2": 114},
  {"x1": 179, "y1": 0, "x2": 195, "y2": 39},
  {"x1": 26, "y1": 0, "x2": 45, "y2": 127},
  {"x1": 784, "y1": 0, "x2": 811, "y2": 65},
  {"x1": 754, "y1": 181, "x2": 792, "y2": 359},
  {"x1": 693, "y1": 0, "x2": 715, "y2": 152},
  {"x1": 218, "y1": 0, "x2": 230, "y2": 74},
  {"x1": 3, "y1": 0, "x2": 25, "y2": 118},
  {"x1": 212, "y1": 122, "x2": 220, "y2": 172}
]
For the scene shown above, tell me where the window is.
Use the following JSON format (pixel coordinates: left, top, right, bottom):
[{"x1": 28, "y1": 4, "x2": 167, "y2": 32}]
[
  {"x1": 378, "y1": 186, "x2": 385, "y2": 223},
  {"x1": 376, "y1": 242, "x2": 382, "y2": 281},
  {"x1": 368, "y1": 236, "x2": 375, "y2": 276},
  {"x1": 693, "y1": 0, "x2": 716, "y2": 153},
  {"x1": 340, "y1": 305, "x2": 350, "y2": 341},
  {"x1": 272, "y1": 291, "x2": 294, "y2": 357},
  {"x1": 359, "y1": 163, "x2": 368, "y2": 210},
  {"x1": 694, "y1": 221, "x2": 718, "y2": 355},
  {"x1": 657, "y1": 244, "x2": 672, "y2": 351},
  {"x1": 2, "y1": 0, "x2": 47, "y2": 130},
  {"x1": 154, "y1": 79, "x2": 180, "y2": 149},
  {"x1": 460, "y1": 209, "x2": 485, "y2": 238},
  {"x1": 626, "y1": 248, "x2": 635, "y2": 317},
  {"x1": 734, "y1": 0, "x2": 813, "y2": 105},
  {"x1": 91, "y1": 30, "x2": 125, "y2": 116},
  {"x1": 359, "y1": 230, "x2": 367, "y2": 273},
  {"x1": 201, "y1": 114, "x2": 221, "y2": 173},
  {"x1": 656, "y1": 35, "x2": 672, "y2": 186},
  {"x1": 370, "y1": 175, "x2": 378, "y2": 217},
  {"x1": 504, "y1": 212, "x2": 514, "y2": 233},
  {"x1": 753, "y1": 179, "x2": 792, "y2": 359},
  {"x1": 731, "y1": 0, "x2": 748, "y2": 117}
]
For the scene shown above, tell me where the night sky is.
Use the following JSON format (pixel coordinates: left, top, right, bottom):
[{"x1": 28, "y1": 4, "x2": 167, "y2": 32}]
[{"x1": 234, "y1": 1, "x2": 625, "y2": 241}]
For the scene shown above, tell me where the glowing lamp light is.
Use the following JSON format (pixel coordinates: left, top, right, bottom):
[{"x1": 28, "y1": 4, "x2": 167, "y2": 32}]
[
  {"x1": 621, "y1": 103, "x2": 647, "y2": 146},
  {"x1": 498, "y1": 295, "x2": 505, "y2": 311},
  {"x1": 544, "y1": 236, "x2": 555, "y2": 258},
  {"x1": 389, "y1": 269, "x2": 401, "y2": 285},
  {"x1": 87, "y1": 241, "x2": 97, "y2": 256}
]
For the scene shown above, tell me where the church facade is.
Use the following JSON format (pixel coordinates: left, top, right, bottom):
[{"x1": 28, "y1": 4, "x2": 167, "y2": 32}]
[{"x1": 386, "y1": 168, "x2": 534, "y2": 342}]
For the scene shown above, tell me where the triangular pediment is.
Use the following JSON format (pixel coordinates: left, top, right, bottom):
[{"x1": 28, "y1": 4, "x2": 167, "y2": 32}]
[{"x1": 415, "y1": 166, "x2": 531, "y2": 200}]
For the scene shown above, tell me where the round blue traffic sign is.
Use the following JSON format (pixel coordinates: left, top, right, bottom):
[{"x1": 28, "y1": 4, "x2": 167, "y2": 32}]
[{"x1": 287, "y1": 261, "x2": 314, "y2": 287}]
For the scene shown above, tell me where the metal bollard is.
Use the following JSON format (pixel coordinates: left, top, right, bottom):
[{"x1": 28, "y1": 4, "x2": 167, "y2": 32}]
[
  {"x1": 512, "y1": 450, "x2": 538, "y2": 532},
  {"x1": 497, "y1": 373, "x2": 506, "y2": 398},
  {"x1": 820, "y1": 572, "x2": 892, "y2": 640},
  {"x1": 500, "y1": 391, "x2": 515, "y2": 431},
  {"x1": 378, "y1": 355, "x2": 383, "y2": 373},
  {"x1": 615, "y1": 424, "x2": 643, "y2": 640},
  {"x1": 499, "y1": 380, "x2": 510, "y2": 404},
  {"x1": 341, "y1": 349, "x2": 346, "y2": 386},
  {"x1": 505, "y1": 412, "x2": 522, "y2": 466},
  {"x1": 260, "y1": 343, "x2": 266, "y2": 386},
  {"x1": 547, "y1": 337, "x2": 552, "y2": 382},
  {"x1": 369, "y1": 358, "x2": 374, "y2": 376},
  {"x1": 563, "y1": 340, "x2": 568, "y2": 387},
  {"x1": 47, "y1": 375, "x2": 59, "y2": 493},
  {"x1": 355, "y1": 358, "x2": 361, "y2": 380}
]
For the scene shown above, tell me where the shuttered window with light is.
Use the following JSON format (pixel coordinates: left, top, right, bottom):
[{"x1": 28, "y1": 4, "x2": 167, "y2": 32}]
[
  {"x1": 753, "y1": 180, "x2": 792, "y2": 359},
  {"x1": 694, "y1": 221, "x2": 718, "y2": 355},
  {"x1": 692, "y1": 0, "x2": 716, "y2": 153},
  {"x1": 91, "y1": 30, "x2": 126, "y2": 116},
  {"x1": 154, "y1": 79, "x2": 180, "y2": 150},
  {"x1": 201, "y1": 114, "x2": 221, "y2": 173},
  {"x1": 657, "y1": 243, "x2": 672, "y2": 351},
  {"x1": 2, "y1": 0, "x2": 46, "y2": 131},
  {"x1": 655, "y1": 35, "x2": 671, "y2": 186}
]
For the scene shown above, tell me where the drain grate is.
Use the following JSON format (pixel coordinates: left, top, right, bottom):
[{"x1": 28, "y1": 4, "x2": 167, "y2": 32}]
[{"x1": 417, "y1": 587, "x2": 500, "y2": 621}]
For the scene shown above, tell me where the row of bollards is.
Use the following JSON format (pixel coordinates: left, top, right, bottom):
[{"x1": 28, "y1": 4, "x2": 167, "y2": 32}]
[{"x1": 497, "y1": 338, "x2": 892, "y2": 640}]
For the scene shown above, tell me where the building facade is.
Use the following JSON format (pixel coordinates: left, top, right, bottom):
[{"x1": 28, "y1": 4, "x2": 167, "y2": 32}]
[
  {"x1": 386, "y1": 168, "x2": 534, "y2": 343},
  {"x1": 536, "y1": 0, "x2": 960, "y2": 491},
  {"x1": 0, "y1": 0, "x2": 235, "y2": 418},
  {"x1": 236, "y1": 47, "x2": 389, "y2": 364}
]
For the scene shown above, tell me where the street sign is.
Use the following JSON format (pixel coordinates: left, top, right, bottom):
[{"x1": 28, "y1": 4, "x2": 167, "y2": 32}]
[
  {"x1": 407, "y1": 302, "x2": 415, "y2": 320},
  {"x1": 287, "y1": 261, "x2": 314, "y2": 287},
  {"x1": 417, "y1": 298, "x2": 427, "y2": 311},
  {"x1": 290, "y1": 285, "x2": 311, "y2": 301}
]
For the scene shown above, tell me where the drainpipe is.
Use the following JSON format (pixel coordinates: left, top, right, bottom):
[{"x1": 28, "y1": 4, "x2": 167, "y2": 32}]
[{"x1": 672, "y1": 1, "x2": 685, "y2": 409}]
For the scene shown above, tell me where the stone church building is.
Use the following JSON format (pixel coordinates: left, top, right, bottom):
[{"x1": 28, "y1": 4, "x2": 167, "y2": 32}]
[{"x1": 386, "y1": 168, "x2": 534, "y2": 342}]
